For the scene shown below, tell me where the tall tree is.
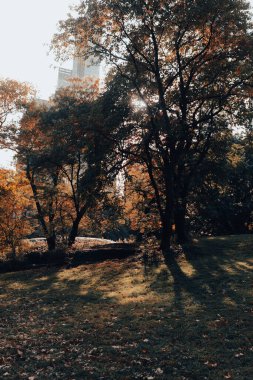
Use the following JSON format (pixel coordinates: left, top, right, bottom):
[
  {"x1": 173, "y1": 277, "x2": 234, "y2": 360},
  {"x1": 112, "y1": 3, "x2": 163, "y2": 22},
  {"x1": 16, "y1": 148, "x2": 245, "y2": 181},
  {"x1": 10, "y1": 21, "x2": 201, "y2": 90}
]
[
  {"x1": 43, "y1": 82, "x2": 112, "y2": 246},
  {"x1": 53, "y1": 0, "x2": 253, "y2": 253},
  {"x1": 17, "y1": 81, "x2": 114, "y2": 249},
  {"x1": 17, "y1": 103, "x2": 60, "y2": 250}
]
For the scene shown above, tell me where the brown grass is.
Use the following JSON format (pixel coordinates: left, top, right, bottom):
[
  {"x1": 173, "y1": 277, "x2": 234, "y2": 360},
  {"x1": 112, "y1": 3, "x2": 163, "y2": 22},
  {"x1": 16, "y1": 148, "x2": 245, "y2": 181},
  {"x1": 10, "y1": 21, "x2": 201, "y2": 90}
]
[{"x1": 0, "y1": 235, "x2": 252, "y2": 379}]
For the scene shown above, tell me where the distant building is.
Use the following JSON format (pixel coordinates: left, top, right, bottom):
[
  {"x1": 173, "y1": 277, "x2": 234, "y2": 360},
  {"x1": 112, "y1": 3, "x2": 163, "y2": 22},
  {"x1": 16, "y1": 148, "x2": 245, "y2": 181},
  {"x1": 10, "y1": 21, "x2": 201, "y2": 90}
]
[
  {"x1": 57, "y1": 56, "x2": 101, "y2": 90},
  {"x1": 57, "y1": 67, "x2": 73, "y2": 89},
  {"x1": 35, "y1": 98, "x2": 51, "y2": 107}
]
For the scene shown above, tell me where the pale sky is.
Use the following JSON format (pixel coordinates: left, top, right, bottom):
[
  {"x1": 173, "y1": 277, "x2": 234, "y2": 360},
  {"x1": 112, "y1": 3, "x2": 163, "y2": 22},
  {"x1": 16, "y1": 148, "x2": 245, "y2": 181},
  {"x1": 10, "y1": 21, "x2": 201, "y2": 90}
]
[
  {"x1": 0, "y1": 0, "x2": 79, "y2": 167},
  {"x1": 0, "y1": 0, "x2": 253, "y2": 168},
  {"x1": 0, "y1": 0, "x2": 78, "y2": 99}
]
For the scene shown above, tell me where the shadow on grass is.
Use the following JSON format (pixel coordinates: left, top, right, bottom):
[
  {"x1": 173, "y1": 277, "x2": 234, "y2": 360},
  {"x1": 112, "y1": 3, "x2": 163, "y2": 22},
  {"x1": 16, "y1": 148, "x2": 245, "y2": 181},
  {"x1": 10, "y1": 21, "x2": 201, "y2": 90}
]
[
  {"x1": 146, "y1": 235, "x2": 253, "y2": 314},
  {"x1": 0, "y1": 236, "x2": 252, "y2": 379},
  {"x1": 2, "y1": 235, "x2": 251, "y2": 316}
]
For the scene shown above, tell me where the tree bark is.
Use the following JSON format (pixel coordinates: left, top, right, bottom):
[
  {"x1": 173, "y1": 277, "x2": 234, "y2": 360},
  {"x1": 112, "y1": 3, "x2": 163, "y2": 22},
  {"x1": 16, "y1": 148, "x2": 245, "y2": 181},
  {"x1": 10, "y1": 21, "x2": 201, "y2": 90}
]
[
  {"x1": 160, "y1": 198, "x2": 174, "y2": 255},
  {"x1": 68, "y1": 206, "x2": 87, "y2": 247},
  {"x1": 175, "y1": 201, "x2": 189, "y2": 244},
  {"x1": 160, "y1": 224, "x2": 172, "y2": 253},
  {"x1": 46, "y1": 235, "x2": 56, "y2": 251},
  {"x1": 10, "y1": 244, "x2": 16, "y2": 261},
  {"x1": 68, "y1": 219, "x2": 80, "y2": 247}
]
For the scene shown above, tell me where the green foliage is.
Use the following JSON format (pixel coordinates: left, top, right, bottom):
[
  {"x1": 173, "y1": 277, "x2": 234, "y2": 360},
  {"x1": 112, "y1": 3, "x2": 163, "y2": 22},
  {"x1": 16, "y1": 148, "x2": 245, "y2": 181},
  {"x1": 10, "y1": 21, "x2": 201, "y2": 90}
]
[{"x1": 189, "y1": 133, "x2": 253, "y2": 236}]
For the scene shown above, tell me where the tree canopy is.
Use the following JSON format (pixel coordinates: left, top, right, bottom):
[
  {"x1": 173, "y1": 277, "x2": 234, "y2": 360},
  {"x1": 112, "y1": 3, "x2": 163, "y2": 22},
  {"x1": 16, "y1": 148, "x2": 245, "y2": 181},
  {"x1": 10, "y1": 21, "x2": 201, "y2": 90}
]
[
  {"x1": 0, "y1": 78, "x2": 34, "y2": 149},
  {"x1": 52, "y1": 0, "x2": 253, "y2": 253}
]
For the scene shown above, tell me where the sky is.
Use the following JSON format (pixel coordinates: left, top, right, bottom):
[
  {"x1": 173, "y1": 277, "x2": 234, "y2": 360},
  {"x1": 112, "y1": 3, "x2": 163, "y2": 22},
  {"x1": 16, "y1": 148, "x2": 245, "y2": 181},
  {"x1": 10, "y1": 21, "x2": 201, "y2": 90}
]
[
  {"x1": 0, "y1": 0, "x2": 253, "y2": 168},
  {"x1": 0, "y1": 0, "x2": 79, "y2": 167},
  {"x1": 0, "y1": 0, "x2": 78, "y2": 99}
]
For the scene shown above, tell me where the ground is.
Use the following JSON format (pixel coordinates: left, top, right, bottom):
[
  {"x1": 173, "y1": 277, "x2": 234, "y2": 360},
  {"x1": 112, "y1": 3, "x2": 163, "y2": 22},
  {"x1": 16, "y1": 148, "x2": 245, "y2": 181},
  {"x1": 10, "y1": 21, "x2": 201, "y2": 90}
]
[{"x1": 0, "y1": 235, "x2": 252, "y2": 379}]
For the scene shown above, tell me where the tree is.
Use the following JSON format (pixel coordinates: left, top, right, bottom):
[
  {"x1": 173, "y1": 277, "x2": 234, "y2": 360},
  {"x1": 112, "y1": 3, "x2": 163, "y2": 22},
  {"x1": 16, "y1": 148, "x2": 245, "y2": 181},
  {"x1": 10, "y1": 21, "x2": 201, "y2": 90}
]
[
  {"x1": 0, "y1": 78, "x2": 33, "y2": 147},
  {"x1": 0, "y1": 169, "x2": 32, "y2": 259},
  {"x1": 189, "y1": 131, "x2": 253, "y2": 236},
  {"x1": 52, "y1": 0, "x2": 253, "y2": 254},
  {"x1": 15, "y1": 101, "x2": 58, "y2": 251},
  {"x1": 44, "y1": 81, "x2": 116, "y2": 246},
  {"x1": 17, "y1": 81, "x2": 115, "y2": 249}
]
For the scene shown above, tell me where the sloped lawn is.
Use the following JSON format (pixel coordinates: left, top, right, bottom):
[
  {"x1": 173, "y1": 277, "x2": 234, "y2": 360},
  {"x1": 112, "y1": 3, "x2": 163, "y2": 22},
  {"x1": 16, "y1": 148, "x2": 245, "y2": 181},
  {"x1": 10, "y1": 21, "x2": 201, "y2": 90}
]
[{"x1": 0, "y1": 235, "x2": 252, "y2": 379}]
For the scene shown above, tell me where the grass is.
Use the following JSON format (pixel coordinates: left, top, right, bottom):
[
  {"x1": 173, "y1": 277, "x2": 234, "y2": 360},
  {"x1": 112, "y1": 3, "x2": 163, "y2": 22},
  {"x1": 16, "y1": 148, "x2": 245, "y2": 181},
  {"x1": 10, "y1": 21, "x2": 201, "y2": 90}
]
[{"x1": 0, "y1": 235, "x2": 252, "y2": 379}]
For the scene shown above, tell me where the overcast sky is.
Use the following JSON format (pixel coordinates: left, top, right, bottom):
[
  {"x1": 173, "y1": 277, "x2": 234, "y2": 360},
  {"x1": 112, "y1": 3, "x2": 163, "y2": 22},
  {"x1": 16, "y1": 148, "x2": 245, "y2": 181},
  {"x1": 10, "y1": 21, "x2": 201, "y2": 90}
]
[
  {"x1": 0, "y1": 0, "x2": 253, "y2": 168},
  {"x1": 0, "y1": 0, "x2": 79, "y2": 167},
  {"x1": 0, "y1": 0, "x2": 79, "y2": 99}
]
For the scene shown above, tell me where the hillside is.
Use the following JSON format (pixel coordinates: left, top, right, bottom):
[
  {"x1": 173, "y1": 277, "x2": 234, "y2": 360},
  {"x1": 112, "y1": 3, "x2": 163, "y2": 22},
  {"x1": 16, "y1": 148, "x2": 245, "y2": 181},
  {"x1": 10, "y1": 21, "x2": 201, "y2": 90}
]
[{"x1": 0, "y1": 235, "x2": 252, "y2": 379}]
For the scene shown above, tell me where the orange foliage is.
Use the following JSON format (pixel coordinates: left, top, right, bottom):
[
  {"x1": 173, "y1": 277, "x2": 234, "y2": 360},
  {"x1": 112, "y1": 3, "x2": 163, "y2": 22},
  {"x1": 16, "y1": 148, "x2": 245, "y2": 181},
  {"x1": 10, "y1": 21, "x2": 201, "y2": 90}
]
[
  {"x1": 0, "y1": 169, "x2": 32, "y2": 258},
  {"x1": 124, "y1": 164, "x2": 161, "y2": 235}
]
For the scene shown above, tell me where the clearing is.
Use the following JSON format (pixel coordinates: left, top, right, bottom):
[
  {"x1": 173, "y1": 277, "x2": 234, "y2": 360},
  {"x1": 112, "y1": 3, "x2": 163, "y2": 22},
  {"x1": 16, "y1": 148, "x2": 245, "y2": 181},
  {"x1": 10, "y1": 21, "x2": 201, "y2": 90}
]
[{"x1": 0, "y1": 235, "x2": 252, "y2": 379}]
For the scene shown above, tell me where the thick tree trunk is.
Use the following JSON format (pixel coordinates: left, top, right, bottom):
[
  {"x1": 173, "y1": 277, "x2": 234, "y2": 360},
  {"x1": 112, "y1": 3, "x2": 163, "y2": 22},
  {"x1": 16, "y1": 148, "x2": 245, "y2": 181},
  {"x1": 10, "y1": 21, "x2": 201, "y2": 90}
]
[
  {"x1": 68, "y1": 219, "x2": 80, "y2": 247},
  {"x1": 175, "y1": 202, "x2": 189, "y2": 244},
  {"x1": 10, "y1": 244, "x2": 16, "y2": 261},
  {"x1": 160, "y1": 202, "x2": 174, "y2": 255},
  {"x1": 68, "y1": 208, "x2": 87, "y2": 247},
  {"x1": 160, "y1": 225, "x2": 172, "y2": 253},
  {"x1": 68, "y1": 204, "x2": 88, "y2": 247},
  {"x1": 46, "y1": 235, "x2": 56, "y2": 251}
]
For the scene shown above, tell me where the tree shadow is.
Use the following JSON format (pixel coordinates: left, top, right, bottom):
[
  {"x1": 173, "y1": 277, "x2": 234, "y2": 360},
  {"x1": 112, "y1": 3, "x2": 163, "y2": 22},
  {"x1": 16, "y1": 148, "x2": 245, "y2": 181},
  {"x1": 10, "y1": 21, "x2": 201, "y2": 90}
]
[
  {"x1": 1, "y1": 235, "x2": 251, "y2": 318},
  {"x1": 0, "y1": 265, "x2": 114, "y2": 317},
  {"x1": 0, "y1": 236, "x2": 252, "y2": 380},
  {"x1": 146, "y1": 236, "x2": 252, "y2": 314}
]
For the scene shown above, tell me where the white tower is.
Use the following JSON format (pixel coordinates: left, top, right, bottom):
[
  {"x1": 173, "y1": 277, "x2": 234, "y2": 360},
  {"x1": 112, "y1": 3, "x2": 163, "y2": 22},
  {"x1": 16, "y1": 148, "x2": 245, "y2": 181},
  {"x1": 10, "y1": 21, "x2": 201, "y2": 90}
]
[{"x1": 57, "y1": 55, "x2": 101, "y2": 90}]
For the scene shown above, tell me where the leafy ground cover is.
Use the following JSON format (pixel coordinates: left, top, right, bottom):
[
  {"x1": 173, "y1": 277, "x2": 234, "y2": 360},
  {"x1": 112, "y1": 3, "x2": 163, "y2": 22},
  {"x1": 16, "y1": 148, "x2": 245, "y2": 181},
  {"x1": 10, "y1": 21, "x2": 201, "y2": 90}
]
[{"x1": 0, "y1": 235, "x2": 252, "y2": 379}]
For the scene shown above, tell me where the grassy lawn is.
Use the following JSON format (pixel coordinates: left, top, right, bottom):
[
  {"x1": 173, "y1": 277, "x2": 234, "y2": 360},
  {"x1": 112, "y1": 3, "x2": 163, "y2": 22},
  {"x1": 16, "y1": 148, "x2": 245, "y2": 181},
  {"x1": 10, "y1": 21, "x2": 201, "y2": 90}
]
[{"x1": 0, "y1": 235, "x2": 252, "y2": 379}]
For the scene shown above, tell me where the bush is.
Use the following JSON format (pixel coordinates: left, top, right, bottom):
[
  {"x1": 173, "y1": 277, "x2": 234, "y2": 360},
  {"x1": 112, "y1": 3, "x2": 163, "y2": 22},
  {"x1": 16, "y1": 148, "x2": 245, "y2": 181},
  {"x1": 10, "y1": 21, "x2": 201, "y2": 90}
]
[
  {"x1": 44, "y1": 249, "x2": 66, "y2": 264},
  {"x1": 25, "y1": 249, "x2": 66, "y2": 265}
]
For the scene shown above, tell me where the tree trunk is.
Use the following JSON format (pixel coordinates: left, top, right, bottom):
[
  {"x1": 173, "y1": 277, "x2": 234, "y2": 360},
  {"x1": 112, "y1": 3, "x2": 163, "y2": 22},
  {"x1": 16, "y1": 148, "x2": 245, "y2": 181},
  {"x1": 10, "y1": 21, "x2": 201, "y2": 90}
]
[
  {"x1": 46, "y1": 235, "x2": 56, "y2": 251},
  {"x1": 160, "y1": 202, "x2": 174, "y2": 255},
  {"x1": 160, "y1": 224, "x2": 172, "y2": 253},
  {"x1": 175, "y1": 202, "x2": 189, "y2": 244},
  {"x1": 68, "y1": 209, "x2": 86, "y2": 247},
  {"x1": 68, "y1": 219, "x2": 80, "y2": 247},
  {"x1": 68, "y1": 204, "x2": 88, "y2": 247},
  {"x1": 10, "y1": 244, "x2": 16, "y2": 261}
]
